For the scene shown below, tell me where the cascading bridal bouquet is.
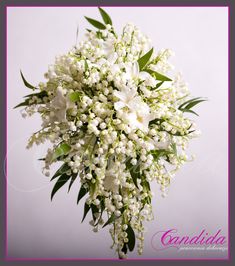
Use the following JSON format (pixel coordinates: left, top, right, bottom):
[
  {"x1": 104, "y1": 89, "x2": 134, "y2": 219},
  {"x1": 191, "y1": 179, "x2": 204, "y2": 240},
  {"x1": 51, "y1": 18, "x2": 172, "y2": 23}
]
[{"x1": 15, "y1": 8, "x2": 205, "y2": 258}]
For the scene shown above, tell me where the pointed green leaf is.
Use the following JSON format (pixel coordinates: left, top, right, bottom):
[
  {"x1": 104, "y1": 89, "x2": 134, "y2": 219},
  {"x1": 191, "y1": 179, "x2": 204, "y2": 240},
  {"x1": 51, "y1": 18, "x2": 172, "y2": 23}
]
[
  {"x1": 14, "y1": 98, "x2": 30, "y2": 109},
  {"x1": 102, "y1": 213, "x2": 118, "y2": 228},
  {"x1": 68, "y1": 173, "x2": 78, "y2": 192},
  {"x1": 184, "y1": 99, "x2": 206, "y2": 110},
  {"x1": 85, "y1": 16, "x2": 106, "y2": 30},
  {"x1": 188, "y1": 130, "x2": 196, "y2": 134},
  {"x1": 98, "y1": 7, "x2": 112, "y2": 25},
  {"x1": 75, "y1": 24, "x2": 79, "y2": 46},
  {"x1": 178, "y1": 97, "x2": 203, "y2": 110},
  {"x1": 145, "y1": 69, "x2": 172, "y2": 81},
  {"x1": 96, "y1": 31, "x2": 103, "y2": 39},
  {"x1": 15, "y1": 90, "x2": 48, "y2": 108},
  {"x1": 167, "y1": 129, "x2": 195, "y2": 136},
  {"x1": 20, "y1": 70, "x2": 37, "y2": 90},
  {"x1": 52, "y1": 143, "x2": 71, "y2": 161},
  {"x1": 138, "y1": 48, "x2": 153, "y2": 71},
  {"x1": 149, "y1": 118, "x2": 164, "y2": 126},
  {"x1": 23, "y1": 90, "x2": 47, "y2": 98},
  {"x1": 82, "y1": 203, "x2": 91, "y2": 222},
  {"x1": 151, "y1": 81, "x2": 164, "y2": 90},
  {"x1": 51, "y1": 174, "x2": 71, "y2": 200},
  {"x1": 143, "y1": 179, "x2": 150, "y2": 191},
  {"x1": 77, "y1": 185, "x2": 89, "y2": 204},
  {"x1": 91, "y1": 204, "x2": 99, "y2": 221},
  {"x1": 150, "y1": 149, "x2": 172, "y2": 160},
  {"x1": 85, "y1": 60, "x2": 89, "y2": 72},
  {"x1": 126, "y1": 225, "x2": 135, "y2": 251},
  {"x1": 69, "y1": 91, "x2": 82, "y2": 102},
  {"x1": 171, "y1": 143, "x2": 177, "y2": 155},
  {"x1": 180, "y1": 109, "x2": 199, "y2": 116},
  {"x1": 94, "y1": 198, "x2": 105, "y2": 226},
  {"x1": 50, "y1": 163, "x2": 70, "y2": 181},
  {"x1": 121, "y1": 243, "x2": 128, "y2": 254},
  {"x1": 126, "y1": 157, "x2": 141, "y2": 188}
]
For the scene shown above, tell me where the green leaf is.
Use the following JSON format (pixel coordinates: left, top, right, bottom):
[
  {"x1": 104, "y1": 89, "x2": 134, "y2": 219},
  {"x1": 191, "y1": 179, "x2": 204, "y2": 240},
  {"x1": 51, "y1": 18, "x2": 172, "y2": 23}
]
[
  {"x1": 94, "y1": 198, "x2": 105, "y2": 226},
  {"x1": 167, "y1": 129, "x2": 195, "y2": 136},
  {"x1": 96, "y1": 31, "x2": 103, "y2": 39},
  {"x1": 151, "y1": 81, "x2": 164, "y2": 90},
  {"x1": 52, "y1": 143, "x2": 71, "y2": 161},
  {"x1": 138, "y1": 48, "x2": 153, "y2": 71},
  {"x1": 51, "y1": 174, "x2": 71, "y2": 200},
  {"x1": 20, "y1": 70, "x2": 37, "y2": 90},
  {"x1": 91, "y1": 204, "x2": 99, "y2": 221},
  {"x1": 68, "y1": 173, "x2": 78, "y2": 192},
  {"x1": 121, "y1": 243, "x2": 128, "y2": 254},
  {"x1": 98, "y1": 7, "x2": 112, "y2": 25},
  {"x1": 149, "y1": 118, "x2": 164, "y2": 126},
  {"x1": 75, "y1": 24, "x2": 79, "y2": 45},
  {"x1": 50, "y1": 163, "x2": 70, "y2": 181},
  {"x1": 69, "y1": 91, "x2": 82, "y2": 102},
  {"x1": 77, "y1": 185, "x2": 89, "y2": 204},
  {"x1": 126, "y1": 225, "x2": 135, "y2": 251},
  {"x1": 184, "y1": 99, "x2": 206, "y2": 110},
  {"x1": 178, "y1": 97, "x2": 203, "y2": 110},
  {"x1": 180, "y1": 109, "x2": 199, "y2": 116},
  {"x1": 102, "y1": 213, "x2": 118, "y2": 228},
  {"x1": 14, "y1": 98, "x2": 30, "y2": 109},
  {"x1": 149, "y1": 118, "x2": 194, "y2": 136},
  {"x1": 145, "y1": 69, "x2": 172, "y2": 81},
  {"x1": 150, "y1": 149, "x2": 172, "y2": 160},
  {"x1": 15, "y1": 90, "x2": 48, "y2": 108},
  {"x1": 82, "y1": 203, "x2": 91, "y2": 222},
  {"x1": 86, "y1": 28, "x2": 92, "y2": 32},
  {"x1": 24, "y1": 90, "x2": 47, "y2": 99},
  {"x1": 171, "y1": 143, "x2": 177, "y2": 155},
  {"x1": 142, "y1": 179, "x2": 151, "y2": 192},
  {"x1": 85, "y1": 60, "x2": 89, "y2": 72},
  {"x1": 126, "y1": 157, "x2": 141, "y2": 188},
  {"x1": 84, "y1": 16, "x2": 106, "y2": 30}
]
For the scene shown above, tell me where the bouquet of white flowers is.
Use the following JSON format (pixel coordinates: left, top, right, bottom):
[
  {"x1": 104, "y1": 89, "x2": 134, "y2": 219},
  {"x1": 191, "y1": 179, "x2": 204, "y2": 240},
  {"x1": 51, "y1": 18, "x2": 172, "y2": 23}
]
[{"x1": 15, "y1": 8, "x2": 205, "y2": 258}]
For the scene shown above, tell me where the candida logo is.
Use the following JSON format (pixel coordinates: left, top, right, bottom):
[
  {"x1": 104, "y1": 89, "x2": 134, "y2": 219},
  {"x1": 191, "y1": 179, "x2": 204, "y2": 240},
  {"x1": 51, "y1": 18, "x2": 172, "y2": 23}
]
[{"x1": 151, "y1": 229, "x2": 227, "y2": 251}]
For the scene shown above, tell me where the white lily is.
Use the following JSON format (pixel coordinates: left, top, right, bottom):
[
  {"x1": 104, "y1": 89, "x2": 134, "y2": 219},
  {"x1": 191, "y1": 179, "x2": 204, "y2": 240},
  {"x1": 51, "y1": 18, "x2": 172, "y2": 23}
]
[
  {"x1": 98, "y1": 38, "x2": 118, "y2": 65},
  {"x1": 125, "y1": 61, "x2": 152, "y2": 81},
  {"x1": 126, "y1": 96, "x2": 154, "y2": 132},
  {"x1": 50, "y1": 87, "x2": 75, "y2": 122},
  {"x1": 103, "y1": 171, "x2": 119, "y2": 193},
  {"x1": 147, "y1": 137, "x2": 170, "y2": 150},
  {"x1": 114, "y1": 85, "x2": 155, "y2": 132},
  {"x1": 113, "y1": 86, "x2": 138, "y2": 110}
]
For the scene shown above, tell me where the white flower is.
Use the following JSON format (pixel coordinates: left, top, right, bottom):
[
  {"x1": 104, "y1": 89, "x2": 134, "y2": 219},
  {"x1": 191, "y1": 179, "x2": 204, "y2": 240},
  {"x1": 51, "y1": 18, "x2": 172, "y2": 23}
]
[
  {"x1": 124, "y1": 61, "x2": 152, "y2": 81},
  {"x1": 103, "y1": 169, "x2": 119, "y2": 193},
  {"x1": 99, "y1": 38, "x2": 117, "y2": 64},
  {"x1": 113, "y1": 86, "x2": 138, "y2": 110},
  {"x1": 126, "y1": 112, "x2": 151, "y2": 133},
  {"x1": 147, "y1": 137, "x2": 170, "y2": 150},
  {"x1": 126, "y1": 97, "x2": 153, "y2": 132},
  {"x1": 50, "y1": 87, "x2": 75, "y2": 122},
  {"x1": 114, "y1": 85, "x2": 155, "y2": 132}
]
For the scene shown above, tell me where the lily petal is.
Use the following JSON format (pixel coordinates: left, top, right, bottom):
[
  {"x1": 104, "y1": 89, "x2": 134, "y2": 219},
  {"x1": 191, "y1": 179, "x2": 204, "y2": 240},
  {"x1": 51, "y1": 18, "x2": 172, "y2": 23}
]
[
  {"x1": 114, "y1": 101, "x2": 126, "y2": 110},
  {"x1": 139, "y1": 71, "x2": 152, "y2": 80},
  {"x1": 131, "y1": 61, "x2": 140, "y2": 77}
]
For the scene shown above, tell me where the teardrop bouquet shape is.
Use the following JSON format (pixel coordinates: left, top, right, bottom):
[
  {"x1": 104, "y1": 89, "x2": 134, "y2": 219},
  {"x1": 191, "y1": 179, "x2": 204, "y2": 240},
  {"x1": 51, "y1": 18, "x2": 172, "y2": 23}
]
[{"x1": 16, "y1": 8, "x2": 205, "y2": 258}]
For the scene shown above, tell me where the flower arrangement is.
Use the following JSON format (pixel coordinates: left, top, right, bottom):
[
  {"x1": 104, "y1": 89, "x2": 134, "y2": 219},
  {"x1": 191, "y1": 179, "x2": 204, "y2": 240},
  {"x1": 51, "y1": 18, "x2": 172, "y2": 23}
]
[{"x1": 15, "y1": 8, "x2": 205, "y2": 258}]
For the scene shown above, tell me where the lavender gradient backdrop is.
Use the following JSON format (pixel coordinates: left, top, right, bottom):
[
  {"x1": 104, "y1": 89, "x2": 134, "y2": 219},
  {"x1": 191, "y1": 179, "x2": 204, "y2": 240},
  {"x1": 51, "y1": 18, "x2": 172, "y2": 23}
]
[{"x1": 7, "y1": 7, "x2": 228, "y2": 259}]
